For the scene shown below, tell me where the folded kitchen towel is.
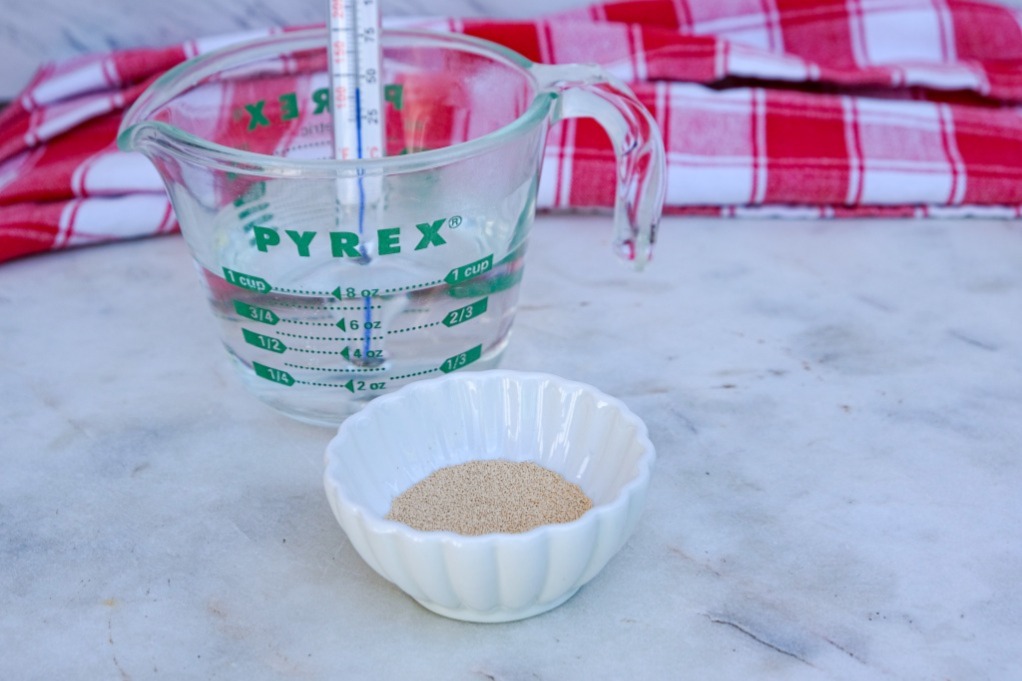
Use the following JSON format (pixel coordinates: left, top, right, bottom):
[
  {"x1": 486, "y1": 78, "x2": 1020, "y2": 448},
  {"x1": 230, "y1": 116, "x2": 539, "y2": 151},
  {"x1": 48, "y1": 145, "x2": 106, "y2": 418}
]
[{"x1": 2, "y1": 0, "x2": 1022, "y2": 263}]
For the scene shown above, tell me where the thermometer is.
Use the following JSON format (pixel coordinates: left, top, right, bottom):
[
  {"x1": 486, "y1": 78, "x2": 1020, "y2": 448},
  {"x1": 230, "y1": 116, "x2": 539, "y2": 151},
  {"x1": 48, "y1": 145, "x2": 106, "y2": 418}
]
[
  {"x1": 327, "y1": 0, "x2": 384, "y2": 363},
  {"x1": 327, "y1": 0, "x2": 384, "y2": 167}
]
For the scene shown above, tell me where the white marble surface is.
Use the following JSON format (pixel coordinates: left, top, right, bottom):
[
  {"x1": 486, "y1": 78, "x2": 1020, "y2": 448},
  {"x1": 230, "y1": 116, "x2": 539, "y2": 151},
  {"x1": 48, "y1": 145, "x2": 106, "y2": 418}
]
[{"x1": 2, "y1": 214, "x2": 1021, "y2": 679}]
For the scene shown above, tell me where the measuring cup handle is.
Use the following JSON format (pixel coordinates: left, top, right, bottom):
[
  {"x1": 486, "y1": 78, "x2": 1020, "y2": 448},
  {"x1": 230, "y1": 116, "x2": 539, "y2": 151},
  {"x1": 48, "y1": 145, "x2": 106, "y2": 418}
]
[{"x1": 534, "y1": 64, "x2": 666, "y2": 269}]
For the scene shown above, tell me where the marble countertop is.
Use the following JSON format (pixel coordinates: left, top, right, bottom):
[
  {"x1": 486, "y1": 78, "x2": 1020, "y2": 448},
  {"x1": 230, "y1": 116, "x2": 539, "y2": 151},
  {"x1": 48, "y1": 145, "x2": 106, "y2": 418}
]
[{"x1": 2, "y1": 215, "x2": 1021, "y2": 679}]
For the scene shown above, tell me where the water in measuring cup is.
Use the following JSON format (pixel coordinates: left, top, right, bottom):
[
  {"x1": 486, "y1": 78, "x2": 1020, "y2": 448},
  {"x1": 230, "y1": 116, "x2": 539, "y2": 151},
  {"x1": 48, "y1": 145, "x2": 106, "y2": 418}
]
[{"x1": 189, "y1": 182, "x2": 530, "y2": 425}]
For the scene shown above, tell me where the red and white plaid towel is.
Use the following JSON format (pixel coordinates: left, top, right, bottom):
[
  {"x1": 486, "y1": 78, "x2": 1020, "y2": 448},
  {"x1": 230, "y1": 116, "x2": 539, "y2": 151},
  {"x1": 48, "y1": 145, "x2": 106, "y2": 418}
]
[{"x1": 2, "y1": 0, "x2": 1022, "y2": 263}]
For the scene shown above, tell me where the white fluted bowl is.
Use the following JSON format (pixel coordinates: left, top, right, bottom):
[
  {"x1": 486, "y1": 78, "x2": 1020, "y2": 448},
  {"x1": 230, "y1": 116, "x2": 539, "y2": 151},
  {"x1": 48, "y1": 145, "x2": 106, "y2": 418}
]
[{"x1": 323, "y1": 370, "x2": 655, "y2": 623}]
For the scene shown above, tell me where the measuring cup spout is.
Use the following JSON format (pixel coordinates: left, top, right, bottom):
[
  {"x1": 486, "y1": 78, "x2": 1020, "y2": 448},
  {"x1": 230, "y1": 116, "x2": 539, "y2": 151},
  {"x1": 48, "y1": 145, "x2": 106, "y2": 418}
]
[
  {"x1": 532, "y1": 64, "x2": 666, "y2": 270},
  {"x1": 116, "y1": 119, "x2": 162, "y2": 159}
]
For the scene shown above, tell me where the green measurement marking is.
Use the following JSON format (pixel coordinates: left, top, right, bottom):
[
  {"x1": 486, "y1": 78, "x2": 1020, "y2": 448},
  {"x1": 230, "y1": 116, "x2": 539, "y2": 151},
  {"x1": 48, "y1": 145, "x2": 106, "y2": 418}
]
[
  {"x1": 336, "y1": 317, "x2": 385, "y2": 333},
  {"x1": 253, "y1": 362, "x2": 294, "y2": 386},
  {"x1": 294, "y1": 379, "x2": 353, "y2": 388},
  {"x1": 234, "y1": 300, "x2": 279, "y2": 325},
  {"x1": 242, "y1": 328, "x2": 287, "y2": 353},
  {"x1": 442, "y1": 297, "x2": 488, "y2": 327},
  {"x1": 332, "y1": 286, "x2": 381, "y2": 300},
  {"x1": 341, "y1": 378, "x2": 389, "y2": 394},
  {"x1": 285, "y1": 320, "x2": 350, "y2": 327},
  {"x1": 233, "y1": 181, "x2": 266, "y2": 207},
  {"x1": 292, "y1": 378, "x2": 386, "y2": 388},
  {"x1": 440, "y1": 344, "x2": 483, "y2": 374},
  {"x1": 445, "y1": 255, "x2": 493, "y2": 285},
  {"x1": 237, "y1": 202, "x2": 270, "y2": 220},
  {"x1": 387, "y1": 322, "x2": 441, "y2": 335},
  {"x1": 380, "y1": 279, "x2": 443, "y2": 294},
  {"x1": 274, "y1": 287, "x2": 332, "y2": 296},
  {"x1": 390, "y1": 368, "x2": 440, "y2": 381},
  {"x1": 273, "y1": 279, "x2": 450, "y2": 297},
  {"x1": 339, "y1": 346, "x2": 384, "y2": 362},
  {"x1": 283, "y1": 362, "x2": 386, "y2": 373},
  {"x1": 223, "y1": 267, "x2": 271, "y2": 293},
  {"x1": 275, "y1": 330, "x2": 386, "y2": 342},
  {"x1": 448, "y1": 269, "x2": 522, "y2": 298},
  {"x1": 277, "y1": 302, "x2": 382, "y2": 311}
]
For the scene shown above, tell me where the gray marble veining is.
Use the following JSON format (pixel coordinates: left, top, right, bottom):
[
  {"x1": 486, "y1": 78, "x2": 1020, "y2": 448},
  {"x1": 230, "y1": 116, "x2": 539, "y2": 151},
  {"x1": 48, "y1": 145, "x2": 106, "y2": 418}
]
[{"x1": 1, "y1": 215, "x2": 1020, "y2": 679}]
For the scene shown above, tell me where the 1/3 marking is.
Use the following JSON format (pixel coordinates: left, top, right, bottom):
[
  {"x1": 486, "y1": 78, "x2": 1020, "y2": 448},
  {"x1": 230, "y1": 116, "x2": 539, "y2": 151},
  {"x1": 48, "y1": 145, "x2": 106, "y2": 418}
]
[
  {"x1": 440, "y1": 345, "x2": 482, "y2": 373},
  {"x1": 253, "y1": 362, "x2": 294, "y2": 386}
]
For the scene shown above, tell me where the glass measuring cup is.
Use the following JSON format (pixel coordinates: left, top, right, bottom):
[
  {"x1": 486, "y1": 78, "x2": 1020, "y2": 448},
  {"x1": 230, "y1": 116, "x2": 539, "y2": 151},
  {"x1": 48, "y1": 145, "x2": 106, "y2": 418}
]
[{"x1": 118, "y1": 28, "x2": 665, "y2": 425}]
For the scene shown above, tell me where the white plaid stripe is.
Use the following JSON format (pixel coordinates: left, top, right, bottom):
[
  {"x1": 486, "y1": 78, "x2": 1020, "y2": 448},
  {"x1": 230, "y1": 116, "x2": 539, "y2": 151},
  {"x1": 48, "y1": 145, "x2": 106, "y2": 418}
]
[
  {"x1": 664, "y1": 85, "x2": 756, "y2": 205},
  {"x1": 22, "y1": 60, "x2": 105, "y2": 110},
  {"x1": 76, "y1": 151, "x2": 165, "y2": 196},
  {"x1": 856, "y1": 98, "x2": 957, "y2": 203},
  {"x1": 933, "y1": 0, "x2": 956, "y2": 62},
  {"x1": 56, "y1": 199, "x2": 80, "y2": 248},
  {"x1": 937, "y1": 102, "x2": 967, "y2": 205},
  {"x1": 847, "y1": 0, "x2": 870, "y2": 68},
  {"x1": 538, "y1": 21, "x2": 556, "y2": 64},
  {"x1": 0, "y1": 148, "x2": 42, "y2": 193},
  {"x1": 758, "y1": 0, "x2": 785, "y2": 53},
  {"x1": 727, "y1": 44, "x2": 815, "y2": 81},
  {"x1": 685, "y1": 0, "x2": 785, "y2": 49},
  {"x1": 64, "y1": 195, "x2": 177, "y2": 246},
  {"x1": 860, "y1": 1, "x2": 948, "y2": 64},
  {"x1": 901, "y1": 63, "x2": 987, "y2": 92},
  {"x1": 750, "y1": 87, "x2": 768, "y2": 204},
  {"x1": 671, "y1": 0, "x2": 693, "y2": 28},
  {"x1": 546, "y1": 22, "x2": 633, "y2": 75},
  {"x1": 631, "y1": 24, "x2": 649, "y2": 81},
  {"x1": 842, "y1": 96, "x2": 865, "y2": 205}
]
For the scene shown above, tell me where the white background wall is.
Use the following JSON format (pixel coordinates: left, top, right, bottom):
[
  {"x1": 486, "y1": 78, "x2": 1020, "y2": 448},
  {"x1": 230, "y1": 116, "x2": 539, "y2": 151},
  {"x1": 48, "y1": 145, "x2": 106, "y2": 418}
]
[{"x1": 1, "y1": 0, "x2": 1020, "y2": 99}]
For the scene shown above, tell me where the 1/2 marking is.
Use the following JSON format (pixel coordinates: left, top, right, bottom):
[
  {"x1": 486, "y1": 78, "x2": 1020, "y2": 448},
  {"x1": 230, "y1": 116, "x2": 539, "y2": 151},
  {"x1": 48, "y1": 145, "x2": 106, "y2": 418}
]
[{"x1": 243, "y1": 328, "x2": 287, "y2": 353}]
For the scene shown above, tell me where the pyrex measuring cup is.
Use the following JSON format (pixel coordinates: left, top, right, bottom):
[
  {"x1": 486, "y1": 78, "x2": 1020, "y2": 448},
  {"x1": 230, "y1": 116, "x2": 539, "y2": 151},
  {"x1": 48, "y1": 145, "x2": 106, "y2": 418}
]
[{"x1": 118, "y1": 28, "x2": 665, "y2": 425}]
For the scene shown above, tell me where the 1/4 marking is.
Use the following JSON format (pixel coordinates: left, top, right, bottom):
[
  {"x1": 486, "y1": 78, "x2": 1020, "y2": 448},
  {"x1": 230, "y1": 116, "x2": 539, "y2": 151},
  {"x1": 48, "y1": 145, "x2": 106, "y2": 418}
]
[{"x1": 253, "y1": 362, "x2": 294, "y2": 386}]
